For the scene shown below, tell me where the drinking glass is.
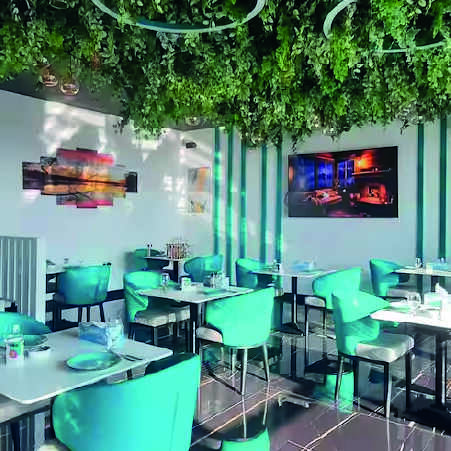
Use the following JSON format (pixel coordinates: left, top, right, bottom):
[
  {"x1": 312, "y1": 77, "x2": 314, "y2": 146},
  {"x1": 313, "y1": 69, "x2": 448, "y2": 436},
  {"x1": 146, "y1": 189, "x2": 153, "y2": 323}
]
[{"x1": 161, "y1": 272, "x2": 170, "y2": 290}]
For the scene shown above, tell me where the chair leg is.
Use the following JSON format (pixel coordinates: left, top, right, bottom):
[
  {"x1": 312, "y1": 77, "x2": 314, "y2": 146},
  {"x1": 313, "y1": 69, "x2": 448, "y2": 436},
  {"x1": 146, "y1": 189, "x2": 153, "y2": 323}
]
[
  {"x1": 240, "y1": 349, "x2": 248, "y2": 396},
  {"x1": 172, "y1": 324, "x2": 177, "y2": 349},
  {"x1": 384, "y1": 363, "x2": 392, "y2": 418},
  {"x1": 322, "y1": 309, "x2": 327, "y2": 358},
  {"x1": 304, "y1": 305, "x2": 309, "y2": 366},
  {"x1": 154, "y1": 327, "x2": 158, "y2": 347},
  {"x1": 184, "y1": 321, "x2": 189, "y2": 352},
  {"x1": 52, "y1": 303, "x2": 58, "y2": 331},
  {"x1": 353, "y1": 359, "x2": 360, "y2": 401},
  {"x1": 99, "y1": 303, "x2": 106, "y2": 322},
  {"x1": 335, "y1": 355, "x2": 344, "y2": 402},
  {"x1": 231, "y1": 348, "x2": 237, "y2": 374},
  {"x1": 199, "y1": 342, "x2": 204, "y2": 368},
  {"x1": 405, "y1": 351, "x2": 412, "y2": 411},
  {"x1": 78, "y1": 307, "x2": 83, "y2": 323},
  {"x1": 128, "y1": 323, "x2": 134, "y2": 339},
  {"x1": 262, "y1": 343, "x2": 270, "y2": 383},
  {"x1": 86, "y1": 306, "x2": 91, "y2": 322},
  {"x1": 10, "y1": 421, "x2": 20, "y2": 451}
]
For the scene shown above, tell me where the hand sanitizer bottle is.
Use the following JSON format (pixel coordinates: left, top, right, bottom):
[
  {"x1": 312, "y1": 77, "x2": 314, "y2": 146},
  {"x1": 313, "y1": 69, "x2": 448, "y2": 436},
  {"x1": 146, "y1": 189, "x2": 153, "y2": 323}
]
[{"x1": 5, "y1": 324, "x2": 24, "y2": 365}]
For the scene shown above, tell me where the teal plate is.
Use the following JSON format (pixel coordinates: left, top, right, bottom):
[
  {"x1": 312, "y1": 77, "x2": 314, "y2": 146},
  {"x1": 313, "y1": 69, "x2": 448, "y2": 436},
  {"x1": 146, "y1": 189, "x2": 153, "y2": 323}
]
[
  {"x1": 66, "y1": 352, "x2": 121, "y2": 371},
  {"x1": 0, "y1": 334, "x2": 48, "y2": 349}
]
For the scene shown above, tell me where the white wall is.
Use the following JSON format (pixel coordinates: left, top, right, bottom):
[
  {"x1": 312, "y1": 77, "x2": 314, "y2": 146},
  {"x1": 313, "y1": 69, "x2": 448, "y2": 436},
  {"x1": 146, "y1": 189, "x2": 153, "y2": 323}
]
[
  {"x1": 242, "y1": 121, "x2": 450, "y2": 292},
  {"x1": 0, "y1": 91, "x2": 215, "y2": 318}
]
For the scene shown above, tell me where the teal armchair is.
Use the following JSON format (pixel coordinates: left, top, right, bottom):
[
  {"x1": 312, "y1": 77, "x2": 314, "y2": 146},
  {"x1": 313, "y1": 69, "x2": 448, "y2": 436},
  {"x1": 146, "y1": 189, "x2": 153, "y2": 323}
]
[
  {"x1": 235, "y1": 258, "x2": 273, "y2": 289},
  {"x1": 196, "y1": 288, "x2": 274, "y2": 395},
  {"x1": 124, "y1": 271, "x2": 189, "y2": 348},
  {"x1": 369, "y1": 259, "x2": 418, "y2": 300},
  {"x1": 0, "y1": 313, "x2": 49, "y2": 451},
  {"x1": 134, "y1": 248, "x2": 169, "y2": 272},
  {"x1": 304, "y1": 268, "x2": 361, "y2": 363},
  {"x1": 0, "y1": 312, "x2": 50, "y2": 338},
  {"x1": 53, "y1": 264, "x2": 111, "y2": 329},
  {"x1": 235, "y1": 258, "x2": 290, "y2": 330},
  {"x1": 332, "y1": 289, "x2": 413, "y2": 417},
  {"x1": 184, "y1": 255, "x2": 224, "y2": 283},
  {"x1": 52, "y1": 353, "x2": 200, "y2": 451}
]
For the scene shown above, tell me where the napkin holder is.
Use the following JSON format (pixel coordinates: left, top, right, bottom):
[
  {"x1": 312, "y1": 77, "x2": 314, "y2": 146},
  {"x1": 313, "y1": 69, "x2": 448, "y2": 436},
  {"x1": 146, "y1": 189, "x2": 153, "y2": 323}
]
[{"x1": 79, "y1": 321, "x2": 124, "y2": 348}]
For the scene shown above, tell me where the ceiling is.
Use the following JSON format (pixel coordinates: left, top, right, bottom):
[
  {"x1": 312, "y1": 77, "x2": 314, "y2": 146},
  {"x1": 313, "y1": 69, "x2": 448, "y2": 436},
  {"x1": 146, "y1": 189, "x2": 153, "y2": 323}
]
[{"x1": 0, "y1": 72, "x2": 212, "y2": 131}]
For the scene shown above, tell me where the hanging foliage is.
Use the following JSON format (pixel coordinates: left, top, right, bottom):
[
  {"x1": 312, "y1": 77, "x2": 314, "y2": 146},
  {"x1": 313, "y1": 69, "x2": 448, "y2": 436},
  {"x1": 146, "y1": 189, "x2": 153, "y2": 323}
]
[{"x1": 0, "y1": 0, "x2": 450, "y2": 144}]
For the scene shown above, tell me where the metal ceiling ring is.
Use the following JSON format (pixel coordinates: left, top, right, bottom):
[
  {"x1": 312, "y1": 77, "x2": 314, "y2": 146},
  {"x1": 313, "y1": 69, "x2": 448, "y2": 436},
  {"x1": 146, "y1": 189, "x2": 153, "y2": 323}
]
[
  {"x1": 90, "y1": 0, "x2": 266, "y2": 33},
  {"x1": 323, "y1": 0, "x2": 445, "y2": 52}
]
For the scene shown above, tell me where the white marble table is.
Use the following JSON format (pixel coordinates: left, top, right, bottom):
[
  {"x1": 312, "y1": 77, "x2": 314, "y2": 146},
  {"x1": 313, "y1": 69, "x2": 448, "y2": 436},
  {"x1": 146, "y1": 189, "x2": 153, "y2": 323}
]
[
  {"x1": 371, "y1": 306, "x2": 451, "y2": 412},
  {"x1": 0, "y1": 328, "x2": 172, "y2": 405},
  {"x1": 253, "y1": 267, "x2": 331, "y2": 333},
  {"x1": 139, "y1": 284, "x2": 253, "y2": 352},
  {"x1": 395, "y1": 266, "x2": 451, "y2": 299}
]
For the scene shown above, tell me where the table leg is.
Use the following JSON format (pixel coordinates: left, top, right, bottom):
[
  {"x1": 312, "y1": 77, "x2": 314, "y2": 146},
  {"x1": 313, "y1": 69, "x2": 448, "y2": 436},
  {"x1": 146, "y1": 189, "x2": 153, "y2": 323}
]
[
  {"x1": 292, "y1": 277, "x2": 298, "y2": 324},
  {"x1": 173, "y1": 260, "x2": 180, "y2": 282},
  {"x1": 436, "y1": 334, "x2": 447, "y2": 407},
  {"x1": 189, "y1": 304, "x2": 203, "y2": 353}
]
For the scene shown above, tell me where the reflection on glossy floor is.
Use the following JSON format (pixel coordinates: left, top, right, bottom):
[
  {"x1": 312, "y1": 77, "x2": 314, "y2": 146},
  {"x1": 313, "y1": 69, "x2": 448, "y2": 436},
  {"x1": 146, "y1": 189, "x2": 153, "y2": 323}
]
[{"x1": 191, "y1": 320, "x2": 451, "y2": 451}]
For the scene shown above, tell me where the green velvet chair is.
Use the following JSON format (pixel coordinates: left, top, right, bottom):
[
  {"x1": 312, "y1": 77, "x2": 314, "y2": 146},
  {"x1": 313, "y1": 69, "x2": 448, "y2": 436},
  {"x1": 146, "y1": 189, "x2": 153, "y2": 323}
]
[
  {"x1": 304, "y1": 268, "x2": 362, "y2": 362},
  {"x1": 221, "y1": 429, "x2": 270, "y2": 451},
  {"x1": 235, "y1": 258, "x2": 290, "y2": 330},
  {"x1": 124, "y1": 271, "x2": 190, "y2": 347},
  {"x1": 52, "y1": 264, "x2": 111, "y2": 329},
  {"x1": 369, "y1": 258, "x2": 420, "y2": 300},
  {"x1": 51, "y1": 353, "x2": 200, "y2": 451},
  {"x1": 0, "y1": 313, "x2": 50, "y2": 451},
  {"x1": 134, "y1": 248, "x2": 169, "y2": 272},
  {"x1": 196, "y1": 287, "x2": 274, "y2": 395},
  {"x1": 184, "y1": 255, "x2": 224, "y2": 283},
  {"x1": 332, "y1": 289, "x2": 413, "y2": 418}
]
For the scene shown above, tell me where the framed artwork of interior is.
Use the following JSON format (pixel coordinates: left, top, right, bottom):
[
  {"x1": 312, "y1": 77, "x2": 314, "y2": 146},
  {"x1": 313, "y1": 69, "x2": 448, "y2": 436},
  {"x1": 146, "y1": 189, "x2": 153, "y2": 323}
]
[
  {"x1": 288, "y1": 146, "x2": 398, "y2": 218},
  {"x1": 187, "y1": 166, "x2": 211, "y2": 214}
]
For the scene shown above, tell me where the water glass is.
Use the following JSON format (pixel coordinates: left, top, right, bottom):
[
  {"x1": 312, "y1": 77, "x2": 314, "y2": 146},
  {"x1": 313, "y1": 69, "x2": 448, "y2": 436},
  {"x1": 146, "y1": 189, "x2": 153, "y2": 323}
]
[
  {"x1": 415, "y1": 257, "x2": 422, "y2": 268},
  {"x1": 161, "y1": 273, "x2": 170, "y2": 289}
]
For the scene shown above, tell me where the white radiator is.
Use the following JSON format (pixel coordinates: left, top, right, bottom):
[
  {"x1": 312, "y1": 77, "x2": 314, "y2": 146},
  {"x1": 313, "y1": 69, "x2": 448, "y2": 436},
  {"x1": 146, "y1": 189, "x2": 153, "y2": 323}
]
[{"x1": 0, "y1": 236, "x2": 46, "y2": 322}]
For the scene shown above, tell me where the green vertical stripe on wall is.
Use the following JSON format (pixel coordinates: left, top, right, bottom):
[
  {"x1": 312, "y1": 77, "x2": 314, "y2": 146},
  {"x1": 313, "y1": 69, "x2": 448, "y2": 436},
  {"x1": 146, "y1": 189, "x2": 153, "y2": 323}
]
[
  {"x1": 416, "y1": 123, "x2": 424, "y2": 260},
  {"x1": 226, "y1": 129, "x2": 234, "y2": 277},
  {"x1": 239, "y1": 141, "x2": 247, "y2": 258},
  {"x1": 275, "y1": 141, "x2": 283, "y2": 263},
  {"x1": 439, "y1": 116, "x2": 448, "y2": 258},
  {"x1": 213, "y1": 128, "x2": 221, "y2": 254},
  {"x1": 260, "y1": 144, "x2": 268, "y2": 263}
]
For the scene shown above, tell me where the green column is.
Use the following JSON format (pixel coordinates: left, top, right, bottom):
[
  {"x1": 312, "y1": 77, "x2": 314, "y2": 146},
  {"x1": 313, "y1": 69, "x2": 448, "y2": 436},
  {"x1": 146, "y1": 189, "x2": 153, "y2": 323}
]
[
  {"x1": 226, "y1": 129, "x2": 234, "y2": 277},
  {"x1": 213, "y1": 128, "x2": 221, "y2": 255},
  {"x1": 260, "y1": 144, "x2": 268, "y2": 263},
  {"x1": 239, "y1": 141, "x2": 247, "y2": 258},
  {"x1": 439, "y1": 116, "x2": 448, "y2": 259},
  {"x1": 275, "y1": 140, "x2": 283, "y2": 263},
  {"x1": 417, "y1": 124, "x2": 424, "y2": 260}
]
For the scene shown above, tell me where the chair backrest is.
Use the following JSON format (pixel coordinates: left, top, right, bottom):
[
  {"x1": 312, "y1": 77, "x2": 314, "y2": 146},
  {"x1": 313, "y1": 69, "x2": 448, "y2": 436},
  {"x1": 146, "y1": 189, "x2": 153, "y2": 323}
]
[
  {"x1": 205, "y1": 288, "x2": 274, "y2": 348},
  {"x1": 331, "y1": 289, "x2": 389, "y2": 356},
  {"x1": 235, "y1": 258, "x2": 273, "y2": 289},
  {"x1": 312, "y1": 267, "x2": 361, "y2": 309},
  {"x1": 53, "y1": 354, "x2": 200, "y2": 451},
  {"x1": 134, "y1": 248, "x2": 168, "y2": 271},
  {"x1": 123, "y1": 271, "x2": 162, "y2": 322},
  {"x1": 184, "y1": 255, "x2": 224, "y2": 283},
  {"x1": 0, "y1": 312, "x2": 50, "y2": 339},
  {"x1": 56, "y1": 265, "x2": 111, "y2": 306},
  {"x1": 369, "y1": 258, "x2": 406, "y2": 297}
]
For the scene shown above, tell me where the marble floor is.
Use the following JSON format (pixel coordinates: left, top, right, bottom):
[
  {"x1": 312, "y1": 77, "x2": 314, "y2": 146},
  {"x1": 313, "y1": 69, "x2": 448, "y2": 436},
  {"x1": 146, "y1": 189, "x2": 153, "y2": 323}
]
[
  {"x1": 190, "y1": 320, "x2": 451, "y2": 451},
  {"x1": 3, "y1": 313, "x2": 451, "y2": 450}
]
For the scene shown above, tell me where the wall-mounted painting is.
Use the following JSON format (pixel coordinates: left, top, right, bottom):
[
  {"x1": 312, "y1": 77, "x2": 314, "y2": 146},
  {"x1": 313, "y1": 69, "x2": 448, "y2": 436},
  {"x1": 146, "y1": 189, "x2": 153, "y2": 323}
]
[
  {"x1": 187, "y1": 166, "x2": 210, "y2": 214},
  {"x1": 288, "y1": 147, "x2": 398, "y2": 218},
  {"x1": 23, "y1": 148, "x2": 137, "y2": 208}
]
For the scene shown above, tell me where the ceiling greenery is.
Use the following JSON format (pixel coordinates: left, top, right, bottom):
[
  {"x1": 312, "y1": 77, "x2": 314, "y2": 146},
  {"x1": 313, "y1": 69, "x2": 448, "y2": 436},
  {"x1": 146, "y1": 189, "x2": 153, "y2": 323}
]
[{"x1": 1, "y1": 0, "x2": 450, "y2": 145}]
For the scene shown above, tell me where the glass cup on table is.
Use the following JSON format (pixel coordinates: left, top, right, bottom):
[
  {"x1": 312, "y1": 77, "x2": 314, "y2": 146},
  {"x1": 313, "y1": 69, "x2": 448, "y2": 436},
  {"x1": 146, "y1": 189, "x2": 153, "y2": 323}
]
[{"x1": 161, "y1": 272, "x2": 170, "y2": 291}]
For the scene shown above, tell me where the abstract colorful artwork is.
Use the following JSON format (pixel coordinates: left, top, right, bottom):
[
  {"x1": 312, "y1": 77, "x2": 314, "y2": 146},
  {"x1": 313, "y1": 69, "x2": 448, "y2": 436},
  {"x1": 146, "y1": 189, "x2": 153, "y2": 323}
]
[
  {"x1": 23, "y1": 148, "x2": 137, "y2": 208},
  {"x1": 187, "y1": 167, "x2": 210, "y2": 214}
]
